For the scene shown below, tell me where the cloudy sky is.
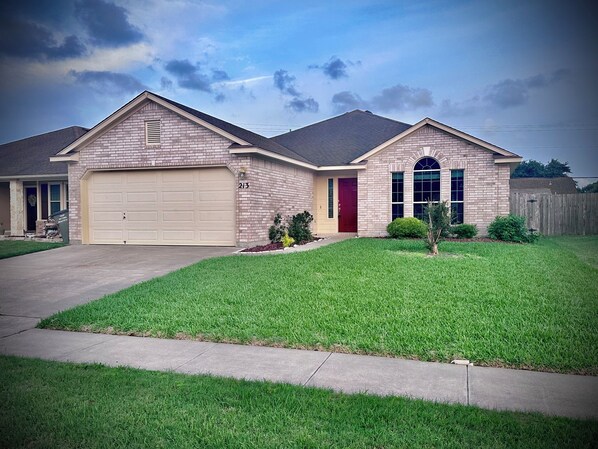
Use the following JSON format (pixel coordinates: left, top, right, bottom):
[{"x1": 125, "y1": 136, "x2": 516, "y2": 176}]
[{"x1": 0, "y1": 0, "x2": 596, "y2": 180}]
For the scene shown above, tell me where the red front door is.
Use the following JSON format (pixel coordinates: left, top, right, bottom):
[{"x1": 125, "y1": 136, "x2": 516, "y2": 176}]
[{"x1": 338, "y1": 178, "x2": 357, "y2": 232}]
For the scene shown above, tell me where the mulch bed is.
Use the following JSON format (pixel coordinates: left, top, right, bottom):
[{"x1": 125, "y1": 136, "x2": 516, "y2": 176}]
[{"x1": 241, "y1": 238, "x2": 322, "y2": 253}]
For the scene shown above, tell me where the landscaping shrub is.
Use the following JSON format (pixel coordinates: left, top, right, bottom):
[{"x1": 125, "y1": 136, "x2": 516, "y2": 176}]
[
  {"x1": 268, "y1": 213, "x2": 286, "y2": 243},
  {"x1": 423, "y1": 201, "x2": 451, "y2": 255},
  {"x1": 487, "y1": 214, "x2": 537, "y2": 243},
  {"x1": 281, "y1": 232, "x2": 295, "y2": 248},
  {"x1": 287, "y1": 211, "x2": 314, "y2": 243},
  {"x1": 451, "y1": 224, "x2": 478, "y2": 239},
  {"x1": 386, "y1": 217, "x2": 427, "y2": 239}
]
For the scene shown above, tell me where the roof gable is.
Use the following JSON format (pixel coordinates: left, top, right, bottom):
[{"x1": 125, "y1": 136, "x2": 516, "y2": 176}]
[
  {"x1": 55, "y1": 91, "x2": 313, "y2": 165},
  {"x1": 0, "y1": 126, "x2": 87, "y2": 177},
  {"x1": 351, "y1": 117, "x2": 521, "y2": 163}
]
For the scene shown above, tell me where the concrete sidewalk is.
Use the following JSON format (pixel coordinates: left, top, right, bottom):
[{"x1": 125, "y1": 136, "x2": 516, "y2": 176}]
[{"x1": 1, "y1": 328, "x2": 596, "y2": 421}]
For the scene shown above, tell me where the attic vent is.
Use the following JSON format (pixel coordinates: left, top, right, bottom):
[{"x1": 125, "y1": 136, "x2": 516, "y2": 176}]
[{"x1": 145, "y1": 120, "x2": 161, "y2": 145}]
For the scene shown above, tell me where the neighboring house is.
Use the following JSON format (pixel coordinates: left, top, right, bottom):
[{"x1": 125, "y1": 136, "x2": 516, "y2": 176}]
[
  {"x1": 0, "y1": 126, "x2": 88, "y2": 236},
  {"x1": 49, "y1": 91, "x2": 521, "y2": 246},
  {"x1": 510, "y1": 177, "x2": 578, "y2": 194}
]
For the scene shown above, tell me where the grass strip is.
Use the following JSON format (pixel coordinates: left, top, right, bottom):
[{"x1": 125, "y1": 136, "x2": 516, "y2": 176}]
[
  {"x1": 1, "y1": 355, "x2": 597, "y2": 449},
  {"x1": 40, "y1": 237, "x2": 598, "y2": 374},
  {"x1": 0, "y1": 240, "x2": 65, "y2": 259}
]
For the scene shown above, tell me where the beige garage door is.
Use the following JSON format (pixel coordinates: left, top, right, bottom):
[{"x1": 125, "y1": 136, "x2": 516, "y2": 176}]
[{"x1": 87, "y1": 168, "x2": 235, "y2": 246}]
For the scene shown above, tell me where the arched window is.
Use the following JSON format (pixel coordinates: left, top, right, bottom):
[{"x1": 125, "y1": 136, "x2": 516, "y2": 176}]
[{"x1": 413, "y1": 157, "x2": 440, "y2": 220}]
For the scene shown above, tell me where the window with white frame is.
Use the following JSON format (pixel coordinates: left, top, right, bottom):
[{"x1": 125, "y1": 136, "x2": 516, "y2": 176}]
[
  {"x1": 49, "y1": 183, "x2": 62, "y2": 215},
  {"x1": 451, "y1": 170, "x2": 464, "y2": 224},
  {"x1": 391, "y1": 172, "x2": 404, "y2": 220},
  {"x1": 413, "y1": 157, "x2": 440, "y2": 220}
]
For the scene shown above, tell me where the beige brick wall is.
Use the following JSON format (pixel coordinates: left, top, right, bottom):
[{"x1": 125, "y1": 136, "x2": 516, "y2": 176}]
[
  {"x1": 358, "y1": 124, "x2": 510, "y2": 236},
  {"x1": 68, "y1": 101, "x2": 313, "y2": 245}
]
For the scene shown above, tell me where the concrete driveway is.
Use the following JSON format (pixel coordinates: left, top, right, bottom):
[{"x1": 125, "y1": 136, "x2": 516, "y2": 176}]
[{"x1": 0, "y1": 245, "x2": 236, "y2": 337}]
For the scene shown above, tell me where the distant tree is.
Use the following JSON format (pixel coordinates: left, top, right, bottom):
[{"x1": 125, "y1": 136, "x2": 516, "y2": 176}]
[
  {"x1": 544, "y1": 159, "x2": 571, "y2": 177},
  {"x1": 580, "y1": 181, "x2": 598, "y2": 193},
  {"x1": 511, "y1": 159, "x2": 572, "y2": 178}
]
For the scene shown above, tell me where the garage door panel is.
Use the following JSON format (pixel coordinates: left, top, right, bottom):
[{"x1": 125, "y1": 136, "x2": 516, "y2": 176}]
[
  {"x1": 127, "y1": 192, "x2": 158, "y2": 203},
  {"x1": 162, "y1": 191, "x2": 194, "y2": 202},
  {"x1": 92, "y1": 230, "x2": 124, "y2": 241},
  {"x1": 126, "y1": 172, "x2": 158, "y2": 183},
  {"x1": 198, "y1": 211, "x2": 234, "y2": 221},
  {"x1": 88, "y1": 168, "x2": 235, "y2": 246},
  {"x1": 127, "y1": 211, "x2": 159, "y2": 222},
  {"x1": 91, "y1": 210, "x2": 123, "y2": 221},
  {"x1": 162, "y1": 230, "x2": 196, "y2": 241},
  {"x1": 163, "y1": 210, "x2": 194, "y2": 222}
]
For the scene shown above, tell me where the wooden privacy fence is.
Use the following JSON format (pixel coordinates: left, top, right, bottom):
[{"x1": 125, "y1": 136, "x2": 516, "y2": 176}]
[{"x1": 510, "y1": 192, "x2": 598, "y2": 235}]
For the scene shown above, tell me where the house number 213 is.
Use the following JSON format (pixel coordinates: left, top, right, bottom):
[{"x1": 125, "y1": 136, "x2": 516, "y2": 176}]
[{"x1": 238, "y1": 182, "x2": 250, "y2": 189}]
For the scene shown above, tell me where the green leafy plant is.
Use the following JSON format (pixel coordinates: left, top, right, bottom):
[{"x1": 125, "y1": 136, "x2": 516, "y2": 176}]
[
  {"x1": 423, "y1": 201, "x2": 451, "y2": 255},
  {"x1": 281, "y1": 232, "x2": 295, "y2": 248},
  {"x1": 386, "y1": 217, "x2": 427, "y2": 239},
  {"x1": 287, "y1": 211, "x2": 313, "y2": 243},
  {"x1": 268, "y1": 213, "x2": 286, "y2": 243},
  {"x1": 451, "y1": 224, "x2": 478, "y2": 239},
  {"x1": 487, "y1": 214, "x2": 538, "y2": 243}
]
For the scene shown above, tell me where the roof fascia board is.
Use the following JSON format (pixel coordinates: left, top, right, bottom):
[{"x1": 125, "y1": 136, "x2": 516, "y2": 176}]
[
  {"x1": 57, "y1": 92, "x2": 251, "y2": 156},
  {"x1": 426, "y1": 118, "x2": 516, "y2": 157},
  {"x1": 494, "y1": 157, "x2": 523, "y2": 163},
  {"x1": 315, "y1": 165, "x2": 366, "y2": 171},
  {"x1": 56, "y1": 92, "x2": 148, "y2": 155},
  {"x1": 146, "y1": 93, "x2": 249, "y2": 146},
  {"x1": 50, "y1": 154, "x2": 79, "y2": 162},
  {"x1": 229, "y1": 147, "x2": 317, "y2": 170},
  {"x1": 351, "y1": 117, "x2": 518, "y2": 163},
  {"x1": 0, "y1": 174, "x2": 68, "y2": 181},
  {"x1": 351, "y1": 119, "x2": 428, "y2": 163}
]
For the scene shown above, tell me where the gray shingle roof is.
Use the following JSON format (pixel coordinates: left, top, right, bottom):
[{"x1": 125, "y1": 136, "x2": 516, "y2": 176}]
[
  {"x1": 510, "y1": 177, "x2": 578, "y2": 194},
  {"x1": 0, "y1": 126, "x2": 88, "y2": 177},
  {"x1": 272, "y1": 110, "x2": 412, "y2": 166},
  {"x1": 152, "y1": 93, "x2": 314, "y2": 165}
]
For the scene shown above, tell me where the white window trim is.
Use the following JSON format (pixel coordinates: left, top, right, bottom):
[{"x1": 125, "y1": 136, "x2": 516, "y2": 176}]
[
  {"x1": 450, "y1": 170, "x2": 465, "y2": 223},
  {"x1": 391, "y1": 172, "x2": 404, "y2": 220},
  {"x1": 48, "y1": 182, "x2": 62, "y2": 216}
]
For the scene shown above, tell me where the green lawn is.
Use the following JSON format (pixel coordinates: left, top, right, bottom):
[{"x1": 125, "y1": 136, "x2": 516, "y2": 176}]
[
  {"x1": 40, "y1": 237, "x2": 598, "y2": 374},
  {"x1": 0, "y1": 239, "x2": 65, "y2": 259},
  {"x1": 1, "y1": 356, "x2": 596, "y2": 449}
]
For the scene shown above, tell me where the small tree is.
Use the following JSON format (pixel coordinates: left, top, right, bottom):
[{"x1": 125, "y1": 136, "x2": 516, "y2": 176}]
[{"x1": 423, "y1": 200, "x2": 451, "y2": 255}]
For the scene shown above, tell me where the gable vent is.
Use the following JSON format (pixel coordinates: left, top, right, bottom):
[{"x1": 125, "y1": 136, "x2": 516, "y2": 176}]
[{"x1": 145, "y1": 120, "x2": 161, "y2": 145}]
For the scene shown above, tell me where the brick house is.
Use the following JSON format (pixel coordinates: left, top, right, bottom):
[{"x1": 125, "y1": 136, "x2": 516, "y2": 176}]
[
  {"x1": 0, "y1": 126, "x2": 87, "y2": 237},
  {"x1": 48, "y1": 91, "x2": 521, "y2": 246}
]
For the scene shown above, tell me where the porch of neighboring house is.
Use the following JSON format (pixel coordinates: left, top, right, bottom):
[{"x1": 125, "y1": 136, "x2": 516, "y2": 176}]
[{"x1": 2, "y1": 178, "x2": 68, "y2": 237}]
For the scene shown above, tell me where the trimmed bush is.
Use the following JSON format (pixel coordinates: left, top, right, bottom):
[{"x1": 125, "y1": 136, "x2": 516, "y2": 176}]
[
  {"x1": 487, "y1": 214, "x2": 537, "y2": 243},
  {"x1": 387, "y1": 217, "x2": 427, "y2": 239},
  {"x1": 268, "y1": 213, "x2": 286, "y2": 243},
  {"x1": 287, "y1": 211, "x2": 313, "y2": 243},
  {"x1": 451, "y1": 224, "x2": 478, "y2": 239}
]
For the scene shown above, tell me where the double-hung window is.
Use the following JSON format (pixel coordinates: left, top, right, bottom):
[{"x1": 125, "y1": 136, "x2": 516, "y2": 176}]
[
  {"x1": 391, "y1": 172, "x2": 404, "y2": 220},
  {"x1": 49, "y1": 183, "x2": 62, "y2": 215},
  {"x1": 413, "y1": 157, "x2": 440, "y2": 220},
  {"x1": 451, "y1": 170, "x2": 464, "y2": 224}
]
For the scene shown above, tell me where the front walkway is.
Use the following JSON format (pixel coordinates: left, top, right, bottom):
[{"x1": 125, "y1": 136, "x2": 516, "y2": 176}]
[{"x1": 1, "y1": 329, "x2": 596, "y2": 421}]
